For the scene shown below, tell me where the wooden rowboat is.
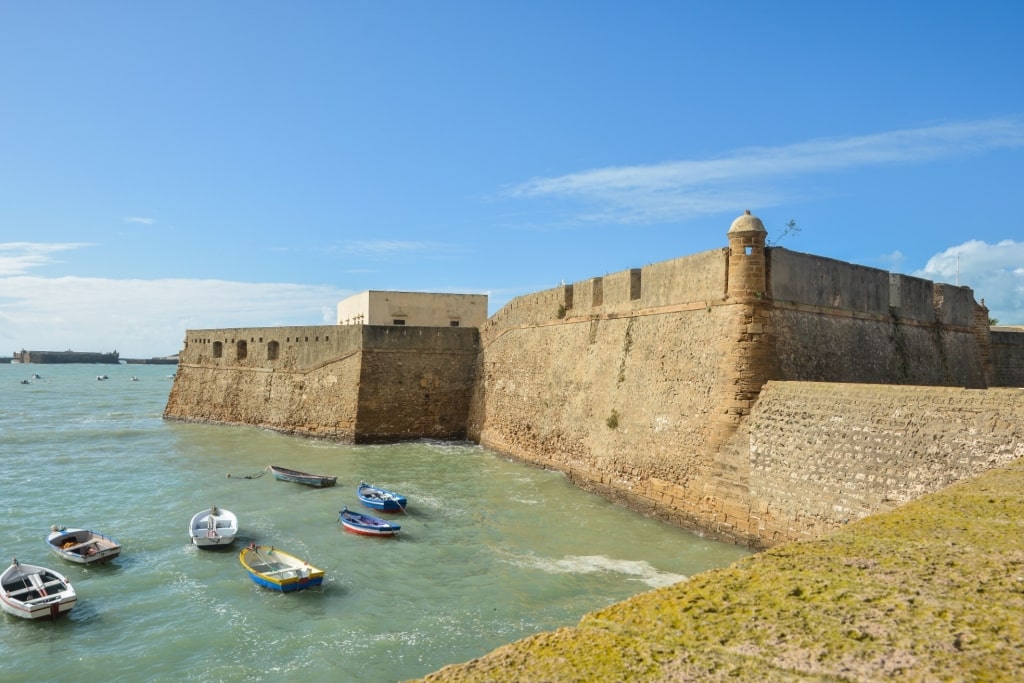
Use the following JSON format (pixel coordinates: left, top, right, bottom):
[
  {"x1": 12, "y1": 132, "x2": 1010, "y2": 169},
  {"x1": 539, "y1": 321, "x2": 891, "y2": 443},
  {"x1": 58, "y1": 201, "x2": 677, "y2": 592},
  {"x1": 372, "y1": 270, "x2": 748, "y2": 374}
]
[
  {"x1": 46, "y1": 525, "x2": 122, "y2": 564},
  {"x1": 239, "y1": 544, "x2": 324, "y2": 592},
  {"x1": 339, "y1": 507, "x2": 401, "y2": 537},
  {"x1": 269, "y1": 465, "x2": 337, "y2": 488},
  {"x1": 357, "y1": 482, "x2": 407, "y2": 512},
  {"x1": 0, "y1": 558, "x2": 76, "y2": 620}
]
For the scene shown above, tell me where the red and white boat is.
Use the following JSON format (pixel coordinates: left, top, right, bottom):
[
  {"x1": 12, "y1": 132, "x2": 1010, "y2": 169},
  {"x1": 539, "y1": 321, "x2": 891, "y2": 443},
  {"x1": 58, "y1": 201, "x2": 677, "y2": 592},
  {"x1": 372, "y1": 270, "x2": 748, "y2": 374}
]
[{"x1": 339, "y1": 507, "x2": 401, "y2": 537}]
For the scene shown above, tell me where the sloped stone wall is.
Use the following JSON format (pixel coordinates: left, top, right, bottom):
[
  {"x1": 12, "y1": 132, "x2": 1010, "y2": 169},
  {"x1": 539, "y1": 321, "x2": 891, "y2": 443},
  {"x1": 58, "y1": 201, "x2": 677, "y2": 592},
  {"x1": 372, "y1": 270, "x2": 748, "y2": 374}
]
[{"x1": 735, "y1": 381, "x2": 1024, "y2": 545}]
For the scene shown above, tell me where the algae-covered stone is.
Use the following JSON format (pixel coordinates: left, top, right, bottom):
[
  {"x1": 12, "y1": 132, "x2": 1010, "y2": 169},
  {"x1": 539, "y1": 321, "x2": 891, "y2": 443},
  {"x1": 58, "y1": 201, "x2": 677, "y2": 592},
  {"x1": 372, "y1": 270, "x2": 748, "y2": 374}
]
[{"x1": 413, "y1": 458, "x2": 1024, "y2": 682}]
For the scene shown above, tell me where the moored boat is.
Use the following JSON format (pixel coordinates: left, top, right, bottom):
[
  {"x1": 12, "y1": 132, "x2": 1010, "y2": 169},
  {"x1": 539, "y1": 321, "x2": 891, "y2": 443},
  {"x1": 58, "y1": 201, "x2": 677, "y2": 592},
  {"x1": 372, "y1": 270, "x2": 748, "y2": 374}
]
[
  {"x1": 339, "y1": 507, "x2": 401, "y2": 536},
  {"x1": 46, "y1": 525, "x2": 122, "y2": 564},
  {"x1": 0, "y1": 558, "x2": 76, "y2": 620},
  {"x1": 189, "y1": 506, "x2": 238, "y2": 548},
  {"x1": 269, "y1": 465, "x2": 337, "y2": 488},
  {"x1": 239, "y1": 544, "x2": 324, "y2": 592},
  {"x1": 357, "y1": 482, "x2": 407, "y2": 512}
]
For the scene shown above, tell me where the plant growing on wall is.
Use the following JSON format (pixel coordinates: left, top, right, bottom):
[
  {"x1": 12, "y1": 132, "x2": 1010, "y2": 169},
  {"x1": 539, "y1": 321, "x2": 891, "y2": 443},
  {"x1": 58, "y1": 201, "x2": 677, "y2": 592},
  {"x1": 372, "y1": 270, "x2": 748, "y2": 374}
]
[
  {"x1": 606, "y1": 409, "x2": 619, "y2": 429},
  {"x1": 767, "y1": 219, "x2": 800, "y2": 247}
]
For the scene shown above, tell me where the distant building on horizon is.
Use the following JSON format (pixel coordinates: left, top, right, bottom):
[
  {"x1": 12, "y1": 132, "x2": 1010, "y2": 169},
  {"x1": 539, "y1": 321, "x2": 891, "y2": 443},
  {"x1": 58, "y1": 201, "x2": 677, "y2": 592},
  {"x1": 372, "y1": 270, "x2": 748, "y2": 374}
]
[
  {"x1": 11, "y1": 349, "x2": 120, "y2": 364},
  {"x1": 337, "y1": 290, "x2": 488, "y2": 328}
]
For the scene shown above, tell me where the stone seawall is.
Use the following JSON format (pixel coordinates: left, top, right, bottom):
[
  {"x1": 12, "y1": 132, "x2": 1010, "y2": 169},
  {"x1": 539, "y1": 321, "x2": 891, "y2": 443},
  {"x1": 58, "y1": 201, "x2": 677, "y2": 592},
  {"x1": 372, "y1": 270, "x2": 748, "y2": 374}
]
[
  {"x1": 164, "y1": 324, "x2": 478, "y2": 442},
  {"x1": 472, "y1": 298, "x2": 1024, "y2": 548},
  {"x1": 354, "y1": 325, "x2": 479, "y2": 442},
  {"x1": 470, "y1": 300, "x2": 735, "y2": 535},
  {"x1": 471, "y1": 267, "x2": 1019, "y2": 549},
  {"x1": 711, "y1": 382, "x2": 1024, "y2": 545}
]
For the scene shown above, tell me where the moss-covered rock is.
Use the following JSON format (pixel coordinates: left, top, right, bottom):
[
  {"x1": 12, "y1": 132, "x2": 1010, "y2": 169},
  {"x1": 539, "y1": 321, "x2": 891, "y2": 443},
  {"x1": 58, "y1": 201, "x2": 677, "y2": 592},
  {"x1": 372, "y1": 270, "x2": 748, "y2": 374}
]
[{"x1": 413, "y1": 457, "x2": 1024, "y2": 682}]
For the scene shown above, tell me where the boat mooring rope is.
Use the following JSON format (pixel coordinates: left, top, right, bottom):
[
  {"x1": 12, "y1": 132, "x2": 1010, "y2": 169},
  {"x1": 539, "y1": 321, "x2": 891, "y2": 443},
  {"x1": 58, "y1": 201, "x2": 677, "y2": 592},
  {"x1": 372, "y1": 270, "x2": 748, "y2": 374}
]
[{"x1": 226, "y1": 466, "x2": 269, "y2": 480}]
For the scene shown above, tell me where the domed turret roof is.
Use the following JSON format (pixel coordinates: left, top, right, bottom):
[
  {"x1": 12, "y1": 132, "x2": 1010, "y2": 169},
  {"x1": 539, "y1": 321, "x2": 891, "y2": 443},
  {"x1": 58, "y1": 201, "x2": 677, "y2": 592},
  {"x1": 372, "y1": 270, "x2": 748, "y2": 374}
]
[{"x1": 728, "y1": 210, "x2": 766, "y2": 235}]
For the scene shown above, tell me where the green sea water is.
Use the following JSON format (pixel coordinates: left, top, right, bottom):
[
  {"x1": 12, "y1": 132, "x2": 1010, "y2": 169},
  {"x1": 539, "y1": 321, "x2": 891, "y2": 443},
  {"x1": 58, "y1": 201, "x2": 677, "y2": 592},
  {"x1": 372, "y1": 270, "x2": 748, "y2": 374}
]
[{"x1": 0, "y1": 363, "x2": 751, "y2": 682}]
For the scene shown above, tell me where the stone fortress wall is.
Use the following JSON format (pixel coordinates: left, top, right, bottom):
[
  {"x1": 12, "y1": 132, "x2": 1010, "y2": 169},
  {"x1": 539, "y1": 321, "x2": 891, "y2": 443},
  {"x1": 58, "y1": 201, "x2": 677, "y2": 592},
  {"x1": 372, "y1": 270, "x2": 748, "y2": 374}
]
[
  {"x1": 164, "y1": 212, "x2": 1024, "y2": 547},
  {"x1": 990, "y1": 327, "x2": 1024, "y2": 387},
  {"x1": 164, "y1": 324, "x2": 478, "y2": 442}
]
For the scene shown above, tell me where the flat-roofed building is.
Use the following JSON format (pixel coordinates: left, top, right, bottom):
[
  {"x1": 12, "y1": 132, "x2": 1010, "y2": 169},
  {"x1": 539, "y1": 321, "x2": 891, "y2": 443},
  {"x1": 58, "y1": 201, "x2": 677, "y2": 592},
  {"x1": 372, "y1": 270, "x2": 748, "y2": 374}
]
[{"x1": 337, "y1": 290, "x2": 488, "y2": 328}]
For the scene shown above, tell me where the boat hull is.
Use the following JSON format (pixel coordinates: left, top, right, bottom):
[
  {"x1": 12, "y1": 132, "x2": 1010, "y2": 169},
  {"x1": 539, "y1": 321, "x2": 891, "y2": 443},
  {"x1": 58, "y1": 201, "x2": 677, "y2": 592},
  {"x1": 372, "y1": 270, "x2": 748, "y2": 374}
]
[
  {"x1": 339, "y1": 508, "x2": 400, "y2": 536},
  {"x1": 357, "y1": 482, "x2": 408, "y2": 512},
  {"x1": 46, "y1": 527, "x2": 122, "y2": 564},
  {"x1": 189, "y1": 507, "x2": 238, "y2": 548},
  {"x1": 270, "y1": 466, "x2": 337, "y2": 488},
  {"x1": 0, "y1": 561, "x2": 76, "y2": 620},
  {"x1": 239, "y1": 545, "x2": 324, "y2": 592}
]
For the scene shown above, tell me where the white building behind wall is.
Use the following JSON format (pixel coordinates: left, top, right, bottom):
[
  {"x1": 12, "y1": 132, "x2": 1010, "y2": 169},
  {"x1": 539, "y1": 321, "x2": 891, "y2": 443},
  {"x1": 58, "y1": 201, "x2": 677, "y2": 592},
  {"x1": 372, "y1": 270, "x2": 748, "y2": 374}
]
[{"x1": 337, "y1": 291, "x2": 489, "y2": 328}]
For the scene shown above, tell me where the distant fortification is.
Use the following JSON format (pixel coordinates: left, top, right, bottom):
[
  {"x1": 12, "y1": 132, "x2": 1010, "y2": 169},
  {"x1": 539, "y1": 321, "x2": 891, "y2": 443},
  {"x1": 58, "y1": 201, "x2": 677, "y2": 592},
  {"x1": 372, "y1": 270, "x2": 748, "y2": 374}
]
[
  {"x1": 13, "y1": 349, "x2": 120, "y2": 364},
  {"x1": 164, "y1": 212, "x2": 1024, "y2": 548}
]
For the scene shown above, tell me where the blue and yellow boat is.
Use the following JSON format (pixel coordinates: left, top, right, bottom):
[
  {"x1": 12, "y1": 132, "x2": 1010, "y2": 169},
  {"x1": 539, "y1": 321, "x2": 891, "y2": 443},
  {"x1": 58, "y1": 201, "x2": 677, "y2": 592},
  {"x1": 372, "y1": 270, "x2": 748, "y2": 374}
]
[{"x1": 239, "y1": 544, "x2": 324, "y2": 593}]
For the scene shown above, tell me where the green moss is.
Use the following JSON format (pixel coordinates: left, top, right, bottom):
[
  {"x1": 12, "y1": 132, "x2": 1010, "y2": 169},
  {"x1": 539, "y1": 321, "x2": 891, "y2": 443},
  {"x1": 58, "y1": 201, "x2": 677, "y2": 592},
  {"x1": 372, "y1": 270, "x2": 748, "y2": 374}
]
[{"x1": 412, "y1": 458, "x2": 1024, "y2": 682}]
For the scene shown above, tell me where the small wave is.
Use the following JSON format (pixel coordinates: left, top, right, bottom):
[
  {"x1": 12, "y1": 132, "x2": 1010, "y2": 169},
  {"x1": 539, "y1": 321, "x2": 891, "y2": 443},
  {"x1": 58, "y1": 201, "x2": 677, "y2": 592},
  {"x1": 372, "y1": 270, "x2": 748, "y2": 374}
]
[{"x1": 504, "y1": 552, "x2": 687, "y2": 588}]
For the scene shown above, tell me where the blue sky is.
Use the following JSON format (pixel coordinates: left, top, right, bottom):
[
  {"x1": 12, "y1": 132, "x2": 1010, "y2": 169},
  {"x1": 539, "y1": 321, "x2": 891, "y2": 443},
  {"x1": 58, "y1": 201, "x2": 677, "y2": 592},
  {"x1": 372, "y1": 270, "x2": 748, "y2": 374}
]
[{"x1": 2, "y1": 2, "x2": 1022, "y2": 357}]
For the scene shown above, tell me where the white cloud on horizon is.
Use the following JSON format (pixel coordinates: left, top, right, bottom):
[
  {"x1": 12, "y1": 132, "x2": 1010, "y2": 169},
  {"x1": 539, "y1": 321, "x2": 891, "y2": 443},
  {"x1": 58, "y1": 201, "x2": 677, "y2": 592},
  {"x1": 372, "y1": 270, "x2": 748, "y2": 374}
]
[
  {"x1": 2, "y1": 240, "x2": 1018, "y2": 362},
  {"x1": 506, "y1": 118, "x2": 1024, "y2": 224},
  {"x1": 915, "y1": 239, "x2": 1024, "y2": 325},
  {"x1": 124, "y1": 216, "x2": 156, "y2": 225},
  {"x1": 0, "y1": 242, "x2": 92, "y2": 276},
  {"x1": 0, "y1": 276, "x2": 352, "y2": 358}
]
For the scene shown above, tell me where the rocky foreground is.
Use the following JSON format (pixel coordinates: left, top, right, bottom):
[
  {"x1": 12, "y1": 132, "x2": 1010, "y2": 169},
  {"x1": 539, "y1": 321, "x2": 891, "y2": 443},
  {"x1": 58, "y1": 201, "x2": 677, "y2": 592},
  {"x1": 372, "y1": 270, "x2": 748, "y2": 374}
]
[{"x1": 412, "y1": 457, "x2": 1024, "y2": 682}]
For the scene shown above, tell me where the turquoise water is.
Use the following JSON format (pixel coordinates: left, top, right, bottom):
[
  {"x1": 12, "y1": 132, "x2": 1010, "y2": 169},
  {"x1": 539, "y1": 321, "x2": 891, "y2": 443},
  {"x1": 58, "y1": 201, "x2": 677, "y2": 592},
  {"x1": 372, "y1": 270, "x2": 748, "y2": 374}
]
[{"x1": 0, "y1": 363, "x2": 750, "y2": 682}]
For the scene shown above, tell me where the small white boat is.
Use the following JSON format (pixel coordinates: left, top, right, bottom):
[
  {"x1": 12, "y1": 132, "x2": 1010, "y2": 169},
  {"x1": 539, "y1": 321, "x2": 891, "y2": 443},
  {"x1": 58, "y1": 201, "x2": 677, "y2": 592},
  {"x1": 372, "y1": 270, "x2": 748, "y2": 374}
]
[
  {"x1": 189, "y1": 506, "x2": 238, "y2": 548},
  {"x1": 46, "y1": 525, "x2": 122, "y2": 564},
  {"x1": 0, "y1": 558, "x2": 77, "y2": 620}
]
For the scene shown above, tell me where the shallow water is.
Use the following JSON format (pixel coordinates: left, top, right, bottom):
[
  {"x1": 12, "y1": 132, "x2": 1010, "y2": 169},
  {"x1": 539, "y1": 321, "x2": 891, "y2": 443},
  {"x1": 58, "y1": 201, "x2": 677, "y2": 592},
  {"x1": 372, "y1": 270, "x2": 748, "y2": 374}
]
[{"x1": 0, "y1": 363, "x2": 750, "y2": 682}]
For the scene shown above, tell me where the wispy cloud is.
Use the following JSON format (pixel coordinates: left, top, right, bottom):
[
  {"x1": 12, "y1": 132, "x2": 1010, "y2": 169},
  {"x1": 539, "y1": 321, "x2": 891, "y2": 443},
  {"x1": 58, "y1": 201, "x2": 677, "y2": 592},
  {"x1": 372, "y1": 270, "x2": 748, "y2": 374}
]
[
  {"x1": 877, "y1": 250, "x2": 906, "y2": 272},
  {"x1": 124, "y1": 216, "x2": 156, "y2": 225},
  {"x1": 339, "y1": 240, "x2": 432, "y2": 255},
  {"x1": 0, "y1": 242, "x2": 92, "y2": 276},
  {"x1": 331, "y1": 240, "x2": 467, "y2": 259},
  {"x1": 506, "y1": 118, "x2": 1024, "y2": 224},
  {"x1": 915, "y1": 239, "x2": 1024, "y2": 325}
]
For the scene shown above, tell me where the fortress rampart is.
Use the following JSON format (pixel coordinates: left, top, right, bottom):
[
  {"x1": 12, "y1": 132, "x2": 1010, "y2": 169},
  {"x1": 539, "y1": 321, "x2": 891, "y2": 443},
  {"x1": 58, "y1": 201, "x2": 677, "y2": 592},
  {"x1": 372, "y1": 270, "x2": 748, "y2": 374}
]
[
  {"x1": 164, "y1": 212, "x2": 1024, "y2": 547},
  {"x1": 991, "y1": 327, "x2": 1024, "y2": 386},
  {"x1": 164, "y1": 324, "x2": 478, "y2": 442}
]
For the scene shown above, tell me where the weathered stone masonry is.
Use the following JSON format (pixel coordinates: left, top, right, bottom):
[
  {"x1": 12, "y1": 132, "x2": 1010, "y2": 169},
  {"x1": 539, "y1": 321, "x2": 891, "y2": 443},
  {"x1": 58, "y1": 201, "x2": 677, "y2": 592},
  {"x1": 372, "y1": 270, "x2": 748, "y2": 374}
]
[
  {"x1": 164, "y1": 212, "x2": 1024, "y2": 548},
  {"x1": 165, "y1": 324, "x2": 478, "y2": 442}
]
